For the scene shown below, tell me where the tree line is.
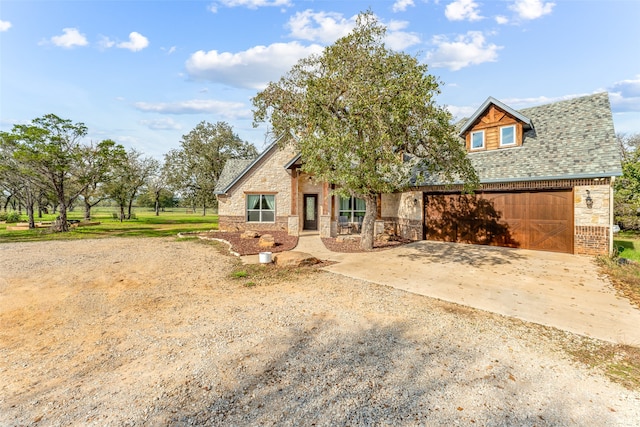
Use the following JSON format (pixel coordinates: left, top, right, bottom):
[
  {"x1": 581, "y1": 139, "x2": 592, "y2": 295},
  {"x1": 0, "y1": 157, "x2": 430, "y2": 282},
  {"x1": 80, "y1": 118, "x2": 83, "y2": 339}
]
[{"x1": 0, "y1": 114, "x2": 257, "y2": 231}]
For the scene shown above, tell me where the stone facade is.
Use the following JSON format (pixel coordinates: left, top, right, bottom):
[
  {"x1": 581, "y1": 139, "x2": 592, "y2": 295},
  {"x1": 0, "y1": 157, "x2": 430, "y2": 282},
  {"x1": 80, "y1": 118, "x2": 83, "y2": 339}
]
[
  {"x1": 573, "y1": 183, "x2": 612, "y2": 255},
  {"x1": 217, "y1": 145, "x2": 296, "y2": 232},
  {"x1": 380, "y1": 191, "x2": 424, "y2": 240}
]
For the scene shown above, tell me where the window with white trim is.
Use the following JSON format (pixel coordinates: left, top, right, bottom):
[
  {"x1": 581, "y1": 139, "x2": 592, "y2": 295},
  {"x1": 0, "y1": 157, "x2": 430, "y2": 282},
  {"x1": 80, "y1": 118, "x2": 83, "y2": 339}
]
[
  {"x1": 339, "y1": 196, "x2": 366, "y2": 223},
  {"x1": 471, "y1": 130, "x2": 484, "y2": 150},
  {"x1": 247, "y1": 194, "x2": 275, "y2": 222},
  {"x1": 500, "y1": 125, "x2": 516, "y2": 147}
]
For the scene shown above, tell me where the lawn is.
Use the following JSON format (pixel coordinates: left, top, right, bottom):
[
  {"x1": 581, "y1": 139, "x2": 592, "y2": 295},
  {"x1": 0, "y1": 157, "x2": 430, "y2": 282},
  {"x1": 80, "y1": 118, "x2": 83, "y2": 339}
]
[
  {"x1": 615, "y1": 231, "x2": 640, "y2": 262},
  {"x1": 0, "y1": 207, "x2": 218, "y2": 243}
]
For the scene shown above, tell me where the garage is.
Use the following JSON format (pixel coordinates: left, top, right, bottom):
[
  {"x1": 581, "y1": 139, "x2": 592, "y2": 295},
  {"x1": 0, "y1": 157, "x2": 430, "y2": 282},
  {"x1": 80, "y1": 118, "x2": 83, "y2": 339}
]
[{"x1": 424, "y1": 190, "x2": 574, "y2": 253}]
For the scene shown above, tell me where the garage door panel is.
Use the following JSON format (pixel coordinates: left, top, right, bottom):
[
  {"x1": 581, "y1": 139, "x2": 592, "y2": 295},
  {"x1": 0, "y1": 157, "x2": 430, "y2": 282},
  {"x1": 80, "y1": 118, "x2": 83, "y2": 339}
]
[{"x1": 424, "y1": 190, "x2": 573, "y2": 253}]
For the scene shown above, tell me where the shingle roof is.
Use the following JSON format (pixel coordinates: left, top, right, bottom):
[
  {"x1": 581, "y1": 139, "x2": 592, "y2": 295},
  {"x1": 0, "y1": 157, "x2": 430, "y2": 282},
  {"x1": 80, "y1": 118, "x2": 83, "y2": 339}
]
[
  {"x1": 418, "y1": 92, "x2": 622, "y2": 185},
  {"x1": 214, "y1": 158, "x2": 256, "y2": 194}
]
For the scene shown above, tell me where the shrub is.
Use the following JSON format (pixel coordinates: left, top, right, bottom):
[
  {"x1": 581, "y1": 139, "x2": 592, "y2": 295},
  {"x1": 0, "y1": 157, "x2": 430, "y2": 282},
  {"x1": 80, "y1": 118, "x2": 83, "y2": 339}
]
[{"x1": 4, "y1": 211, "x2": 21, "y2": 223}]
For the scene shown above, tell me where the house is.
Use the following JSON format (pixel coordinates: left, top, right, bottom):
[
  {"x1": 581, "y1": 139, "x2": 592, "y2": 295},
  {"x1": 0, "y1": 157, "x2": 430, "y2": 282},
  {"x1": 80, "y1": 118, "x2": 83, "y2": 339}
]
[{"x1": 214, "y1": 92, "x2": 622, "y2": 255}]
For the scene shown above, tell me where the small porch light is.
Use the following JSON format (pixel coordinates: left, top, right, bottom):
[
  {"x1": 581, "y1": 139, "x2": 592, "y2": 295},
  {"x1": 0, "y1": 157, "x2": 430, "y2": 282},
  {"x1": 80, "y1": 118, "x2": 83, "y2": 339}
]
[{"x1": 585, "y1": 190, "x2": 593, "y2": 209}]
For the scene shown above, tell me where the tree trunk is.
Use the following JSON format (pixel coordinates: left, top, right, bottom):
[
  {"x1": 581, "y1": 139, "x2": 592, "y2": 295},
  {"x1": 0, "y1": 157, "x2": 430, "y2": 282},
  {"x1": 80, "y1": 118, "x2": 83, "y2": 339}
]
[
  {"x1": 127, "y1": 197, "x2": 134, "y2": 220},
  {"x1": 84, "y1": 199, "x2": 91, "y2": 221},
  {"x1": 155, "y1": 194, "x2": 160, "y2": 216},
  {"x1": 120, "y1": 205, "x2": 125, "y2": 222},
  {"x1": 56, "y1": 202, "x2": 69, "y2": 232},
  {"x1": 26, "y1": 204, "x2": 35, "y2": 229},
  {"x1": 202, "y1": 204, "x2": 206, "y2": 216},
  {"x1": 360, "y1": 194, "x2": 378, "y2": 251}
]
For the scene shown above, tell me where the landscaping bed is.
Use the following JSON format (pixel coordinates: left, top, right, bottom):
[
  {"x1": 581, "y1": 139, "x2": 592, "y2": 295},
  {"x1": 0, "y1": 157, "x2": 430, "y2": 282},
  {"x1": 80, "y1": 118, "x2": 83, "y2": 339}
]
[{"x1": 198, "y1": 230, "x2": 298, "y2": 255}]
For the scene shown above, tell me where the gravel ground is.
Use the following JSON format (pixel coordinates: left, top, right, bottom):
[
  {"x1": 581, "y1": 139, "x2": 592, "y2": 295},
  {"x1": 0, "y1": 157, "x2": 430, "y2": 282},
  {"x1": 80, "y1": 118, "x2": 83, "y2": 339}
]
[{"x1": 1, "y1": 237, "x2": 640, "y2": 426}]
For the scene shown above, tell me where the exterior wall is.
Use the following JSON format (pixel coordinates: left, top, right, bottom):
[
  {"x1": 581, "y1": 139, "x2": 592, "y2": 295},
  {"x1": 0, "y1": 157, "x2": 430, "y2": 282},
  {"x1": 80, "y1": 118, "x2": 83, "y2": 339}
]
[
  {"x1": 217, "y1": 145, "x2": 296, "y2": 232},
  {"x1": 380, "y1": 190, "x2": 424, "y2": 240},
  {"x1": 465, "y1": 105, "x2": 523, "y2": 151},
  {"x1": 573, "y1": 183, "x2": 612, "y2": 255}
]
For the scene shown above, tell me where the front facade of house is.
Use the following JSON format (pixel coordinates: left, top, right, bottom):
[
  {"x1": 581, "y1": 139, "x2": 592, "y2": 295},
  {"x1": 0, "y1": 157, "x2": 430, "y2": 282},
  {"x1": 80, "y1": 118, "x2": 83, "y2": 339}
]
[{"x1": 214, "y1": 93, "x2": 622, "y2": 255}]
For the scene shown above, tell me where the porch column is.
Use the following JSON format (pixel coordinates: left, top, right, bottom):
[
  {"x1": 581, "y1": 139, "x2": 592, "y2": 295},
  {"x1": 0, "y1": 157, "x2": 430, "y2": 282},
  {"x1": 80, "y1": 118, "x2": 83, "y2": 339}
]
[
  {"x1": 290, "y1": 169, "x2": 298, "y2": 215},
  {"x1": 322, "y1": 182, "x2": 329, "y2": 215}
]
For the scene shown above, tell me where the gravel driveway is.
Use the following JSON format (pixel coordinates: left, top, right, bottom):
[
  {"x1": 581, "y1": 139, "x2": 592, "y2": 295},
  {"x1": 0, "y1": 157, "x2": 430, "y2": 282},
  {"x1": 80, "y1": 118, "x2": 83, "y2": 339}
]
[{"x1": 1, "y1": 237, "x2": 639, "y2": 426}]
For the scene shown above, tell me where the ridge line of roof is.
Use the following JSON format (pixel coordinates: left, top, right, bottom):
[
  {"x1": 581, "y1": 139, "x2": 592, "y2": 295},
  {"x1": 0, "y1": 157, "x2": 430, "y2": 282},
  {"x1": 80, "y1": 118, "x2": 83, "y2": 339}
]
[{"x1": 214, "y1": 137, "x2": 283, "y2": 195}]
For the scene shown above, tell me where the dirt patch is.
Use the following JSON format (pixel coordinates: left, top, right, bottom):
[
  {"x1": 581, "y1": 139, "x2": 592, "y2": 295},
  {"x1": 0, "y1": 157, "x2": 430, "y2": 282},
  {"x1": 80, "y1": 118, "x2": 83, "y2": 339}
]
[{"x1": 1, "y1": 238, "x2": 640, "y2": 426}]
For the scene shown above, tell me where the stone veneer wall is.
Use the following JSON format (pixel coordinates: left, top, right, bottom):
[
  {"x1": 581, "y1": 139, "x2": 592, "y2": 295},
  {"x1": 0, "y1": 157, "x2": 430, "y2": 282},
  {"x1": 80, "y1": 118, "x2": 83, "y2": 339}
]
[
  {"x1": 217, "y1": 145, "x2": 296, "y2": 232},
  {"x1": 573, "y1": 183, "x2": 612, "y2": 255},
  {"x1": 380, "y1": 191, "x2": 424, "y2": 240}
]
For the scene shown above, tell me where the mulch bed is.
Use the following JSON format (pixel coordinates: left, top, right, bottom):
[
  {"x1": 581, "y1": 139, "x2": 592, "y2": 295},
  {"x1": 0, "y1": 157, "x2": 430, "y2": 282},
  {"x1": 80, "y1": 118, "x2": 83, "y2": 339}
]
[
  {"x1": 199, "y1": 231, "x2": 412, "y2": 256},
  {"x1": 199, "y1": 231, "x2": 298, "y2": 256},
  {"x1": 321, "y1": 236, "x2": 412, "y2": 253}
]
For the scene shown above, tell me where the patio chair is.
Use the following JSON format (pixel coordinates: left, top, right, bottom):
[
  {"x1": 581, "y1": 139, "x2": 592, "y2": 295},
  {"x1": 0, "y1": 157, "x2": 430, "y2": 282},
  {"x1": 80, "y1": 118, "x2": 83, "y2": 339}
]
[{"x1": 338, "y1": 216, "x2": 352, "y2": 234}]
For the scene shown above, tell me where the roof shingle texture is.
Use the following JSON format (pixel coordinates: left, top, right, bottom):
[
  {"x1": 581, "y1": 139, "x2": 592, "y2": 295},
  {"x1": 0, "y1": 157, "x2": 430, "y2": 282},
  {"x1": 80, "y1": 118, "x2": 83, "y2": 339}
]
[
  {"x1": 214, "y1": 158, "x2": 255, "y2": 193},
  {"x1": 421, "y1": 92, "x2": 622, "y2": 185}
]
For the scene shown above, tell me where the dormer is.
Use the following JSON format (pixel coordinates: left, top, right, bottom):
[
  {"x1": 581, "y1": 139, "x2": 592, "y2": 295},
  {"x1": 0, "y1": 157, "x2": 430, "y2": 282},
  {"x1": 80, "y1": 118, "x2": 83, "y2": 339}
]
[{"x1": 459, "y1": 97, "x2": 533, "y2": 152}]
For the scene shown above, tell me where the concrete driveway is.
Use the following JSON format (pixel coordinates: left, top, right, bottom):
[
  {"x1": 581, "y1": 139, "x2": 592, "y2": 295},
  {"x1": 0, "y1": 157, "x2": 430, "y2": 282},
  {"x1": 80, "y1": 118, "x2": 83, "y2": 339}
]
[{"x1": 287, "y1": 236, "x2": 640, "y2": 346}]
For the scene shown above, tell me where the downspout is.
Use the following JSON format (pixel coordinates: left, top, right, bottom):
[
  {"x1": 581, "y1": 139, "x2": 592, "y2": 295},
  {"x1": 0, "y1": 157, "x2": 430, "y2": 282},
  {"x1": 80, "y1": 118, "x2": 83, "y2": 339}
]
[{"x1": 610, "y1": 176, "x2": 615, "y2": 256}]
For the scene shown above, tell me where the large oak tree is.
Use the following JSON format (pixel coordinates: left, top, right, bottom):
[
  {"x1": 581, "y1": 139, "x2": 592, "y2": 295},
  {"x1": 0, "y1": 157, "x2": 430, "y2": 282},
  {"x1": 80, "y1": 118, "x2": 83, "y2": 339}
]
[
  {"x1": 253, "y1": 11, "x2": 477, "y2": 250},
  {"x1": 164, "y1": 121, "x2": 258, "y2": 215}
]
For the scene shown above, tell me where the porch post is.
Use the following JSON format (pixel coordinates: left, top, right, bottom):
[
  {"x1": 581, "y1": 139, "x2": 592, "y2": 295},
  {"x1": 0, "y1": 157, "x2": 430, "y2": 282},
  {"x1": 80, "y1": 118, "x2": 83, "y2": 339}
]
[{"x1": 290, "y1": 169, "x2": 298, "y2": 215}]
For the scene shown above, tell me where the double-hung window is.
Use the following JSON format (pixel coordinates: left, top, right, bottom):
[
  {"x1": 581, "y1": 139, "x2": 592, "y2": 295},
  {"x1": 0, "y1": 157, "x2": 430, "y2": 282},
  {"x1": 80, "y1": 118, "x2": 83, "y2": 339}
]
[
  {"x1": 500, "y1": 125, "x2": 516, "y2": 147},
  {"x1": 247, "y1": 194, "x2": 275, "y2": 222},
  {"x1": 339, "y1": 196, "x2": 366, "y2": 222},
  {"x1": 471, "y1": 131, "x2": 484, "y2": 150}
]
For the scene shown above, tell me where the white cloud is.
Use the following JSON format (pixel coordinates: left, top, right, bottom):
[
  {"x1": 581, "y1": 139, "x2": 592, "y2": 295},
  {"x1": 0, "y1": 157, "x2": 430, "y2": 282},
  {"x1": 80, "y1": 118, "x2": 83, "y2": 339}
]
[
  {"x1": 0, "y1": 20, "x2": 11, "y2": 32},
  {"x1": 509, "y1": 0, "x2": 554, "y2": 20},
  {"x1": 49, "y1": 28, "x2": 89, "y2": 48},
  {"x1": 210, "y1": 0, "x2": 291, "y2": 10},
  {"x1": 393, "y1": 0, "x2": 415, "y2": 13},
  {"x1": 98, "y1": 36, "x2": 115, "y2": 49},
  {"x1": 139, "y1": 118, "x2": 183, "y2": 130},
  {"x1": 117, "y1": 32, "x2": 149, "y2": 52},
  {"x1": 447, "y1": 104, "x2": 477, "y2": 120},
  {"x1": 287, "y1": 10, "x2": 420, "y2": 50},
  {"x1": 501, "y1": 93, "x2": 587, "y2": 108},
  {"x1": 385, "y1": 22, "x2": 421, "y2": 50},
  {"x1": 445, "y1": 0, "x2": 483, "y2": 22},
  {"x1": 287, "y1": 10, "x2": 355, "y2": 44},
  {"x1": 609, "y1": 75, "x2": 640, "y2": 112},
  {"x1": 427, "y1": 31, "x2": 502, "y2": 70},
  {"x1": 495, "y1": 15, "x2": 509, "y2": 24},
  {"x1": 134, "y1": 99, "x2": 251, "y2": 119},
  {"x1": 185, "y1": 41, "x2": 323, "y2": 90}
]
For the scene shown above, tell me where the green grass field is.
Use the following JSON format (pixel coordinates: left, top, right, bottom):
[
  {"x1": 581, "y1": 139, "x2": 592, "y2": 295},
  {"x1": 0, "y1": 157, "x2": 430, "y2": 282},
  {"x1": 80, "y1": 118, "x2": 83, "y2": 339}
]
[
  {"x1": 0, "y1": 207, "x2": 218, "y2": 243},
  {"x1": 615, "y1": 232, "x2": 640, "y2": 262}
]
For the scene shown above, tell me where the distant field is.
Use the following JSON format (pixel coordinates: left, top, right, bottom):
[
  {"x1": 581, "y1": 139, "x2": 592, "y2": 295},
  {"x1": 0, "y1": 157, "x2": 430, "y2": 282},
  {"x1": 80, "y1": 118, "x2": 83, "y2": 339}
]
[{"x1": 0, "y1": 207, "x2": 218, "y2": 243}]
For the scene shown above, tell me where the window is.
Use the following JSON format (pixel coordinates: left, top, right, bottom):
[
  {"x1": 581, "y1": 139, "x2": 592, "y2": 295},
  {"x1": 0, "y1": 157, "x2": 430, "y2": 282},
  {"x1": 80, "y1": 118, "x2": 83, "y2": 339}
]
[
  {"x1": 500, "y1": 125, "x2": 516, "y2": 147},
  {"x1": 471, "y1": 131, "x2": 484, "y2": 150},
  {"x1": 247, "y1": 194, "x2": 275, "y2": 222},
  {"x1": 339, "y1": 196, "x2": 366, "y2": 223}
]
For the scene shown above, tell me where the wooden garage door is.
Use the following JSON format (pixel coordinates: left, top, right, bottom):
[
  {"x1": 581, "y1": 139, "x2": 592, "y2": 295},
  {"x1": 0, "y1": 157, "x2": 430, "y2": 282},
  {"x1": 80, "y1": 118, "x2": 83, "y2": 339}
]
[{"x1": 424, "y1": 190, "x2": 573, "y2": 253}]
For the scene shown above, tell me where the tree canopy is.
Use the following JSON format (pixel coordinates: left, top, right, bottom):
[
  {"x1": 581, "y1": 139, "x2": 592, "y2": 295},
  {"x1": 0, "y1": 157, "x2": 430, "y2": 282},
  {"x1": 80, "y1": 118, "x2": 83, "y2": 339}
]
[
  {"x1": 164, "y1": 121, "x2": 258, "y2": 215},
  {"x1": 615, "y1": 132, "x2": 640, "y2": 229},
  {"x1": 253, "y1": 11, "x2": 477, "y2": 249}
]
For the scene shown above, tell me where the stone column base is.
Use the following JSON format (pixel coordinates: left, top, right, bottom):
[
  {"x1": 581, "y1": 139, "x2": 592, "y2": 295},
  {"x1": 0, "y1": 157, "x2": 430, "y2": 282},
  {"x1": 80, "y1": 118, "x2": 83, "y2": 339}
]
[{"x1": 288, "y1": 216, "x2": 299, "y2": 236}]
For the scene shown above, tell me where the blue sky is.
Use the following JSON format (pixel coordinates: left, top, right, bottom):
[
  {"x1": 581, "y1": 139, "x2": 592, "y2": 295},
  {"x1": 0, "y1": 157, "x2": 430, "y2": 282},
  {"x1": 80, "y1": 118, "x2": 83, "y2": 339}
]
[{"x1": 1, "y1": 0, "x2": 639, "y2": 160}]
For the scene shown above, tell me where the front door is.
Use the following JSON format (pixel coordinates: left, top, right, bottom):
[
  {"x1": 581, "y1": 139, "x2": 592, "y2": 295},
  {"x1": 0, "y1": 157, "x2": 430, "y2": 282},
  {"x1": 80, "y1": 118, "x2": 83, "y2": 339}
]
[{"x1": 303, "y1": 194, "x2": 318, "y2": 230}]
